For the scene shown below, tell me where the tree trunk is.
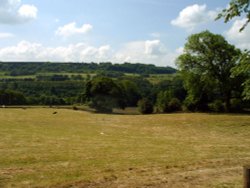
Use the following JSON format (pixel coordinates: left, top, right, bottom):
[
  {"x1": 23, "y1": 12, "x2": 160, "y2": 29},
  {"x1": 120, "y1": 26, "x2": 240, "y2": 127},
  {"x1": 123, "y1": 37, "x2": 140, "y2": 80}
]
[{"x1": 225, "y1": 92, "x2": 231, "y2": 112}]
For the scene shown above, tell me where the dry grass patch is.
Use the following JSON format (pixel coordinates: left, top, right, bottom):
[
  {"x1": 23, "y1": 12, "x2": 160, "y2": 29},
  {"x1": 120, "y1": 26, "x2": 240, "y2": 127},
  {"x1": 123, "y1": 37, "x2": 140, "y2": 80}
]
[{"x1": 0, "y1": 108, "x2": 249, "y2": 187}]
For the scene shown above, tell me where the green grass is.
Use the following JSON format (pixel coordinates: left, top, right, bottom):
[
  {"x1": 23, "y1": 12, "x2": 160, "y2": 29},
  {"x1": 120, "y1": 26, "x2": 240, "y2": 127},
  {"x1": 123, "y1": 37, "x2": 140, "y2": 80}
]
[
  {"x1": 36, "y1": 72, "x2": 96, "y2": 77},
  {"x1": 0, "y1": 73, "x2": 96, "y2": 79},
  {"x1": 0, "y1": 72, "x2": 6, "y2": 76},
  {"x1": 0, "y1": 75, "x2": 36, "y2": 79},
  {"x1": 0, "y1": 108, "x2": 249, "y2": 187},
  {"x1": 147, "y1": 74, "x2": 174, "y2": 84}
]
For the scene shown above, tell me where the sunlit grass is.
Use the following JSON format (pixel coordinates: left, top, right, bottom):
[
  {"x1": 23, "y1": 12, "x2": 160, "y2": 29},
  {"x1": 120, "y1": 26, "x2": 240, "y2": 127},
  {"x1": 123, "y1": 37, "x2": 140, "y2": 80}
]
[
  {"x1": 0, "y1": 108, "x2": 249, "y2": 187},
  {"x1": 147, "y1": 74, "x2": 174, "y2": 84}
]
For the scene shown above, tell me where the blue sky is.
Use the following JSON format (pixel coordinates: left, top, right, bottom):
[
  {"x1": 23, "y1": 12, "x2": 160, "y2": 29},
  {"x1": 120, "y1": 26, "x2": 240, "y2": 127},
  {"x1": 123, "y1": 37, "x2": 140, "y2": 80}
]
[{"x1": 0, "y1": 0, "x2": 249, "y2": 67}]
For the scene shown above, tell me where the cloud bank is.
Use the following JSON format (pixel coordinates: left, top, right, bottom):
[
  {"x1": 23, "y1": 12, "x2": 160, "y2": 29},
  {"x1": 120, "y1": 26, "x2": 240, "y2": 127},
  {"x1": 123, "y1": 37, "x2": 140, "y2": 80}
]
[
  {"x1": 171, "y1": 4, "x2": 217, "y2": 31},
  {"x1": 0, "y1": 41, "x2": 111, "y2": 62},
  {"x1": 0, "y1": 0, "x2": 37, "y2": 24},
  {"x1": 0, "y1": 40, "x2": 181, "y2": 67}
]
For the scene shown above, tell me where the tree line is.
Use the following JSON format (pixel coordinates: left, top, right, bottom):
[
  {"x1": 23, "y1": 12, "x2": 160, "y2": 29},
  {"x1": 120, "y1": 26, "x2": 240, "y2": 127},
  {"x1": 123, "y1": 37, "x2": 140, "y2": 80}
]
[
  {"x1": 0, "y1": 74, "x2": 184, "y2": 109},
  {"x1": 0, "y1": 62, "x2": 176, "y2": 76}
]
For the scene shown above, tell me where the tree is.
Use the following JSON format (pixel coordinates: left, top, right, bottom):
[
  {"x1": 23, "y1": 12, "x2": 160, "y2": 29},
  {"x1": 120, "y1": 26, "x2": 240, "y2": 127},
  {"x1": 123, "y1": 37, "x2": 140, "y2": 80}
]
[
  {"x1": 137, "y1": 98, "x2": 154, "y2": 114},
  {"x1": 217, "y1": 0, "x2": 250, "y2": 101},
  {"x1": 168, "y1": 98, "x2": 182, "y2": 112},
  {"x1": 176, "y1": 31, "x2": 241, "y2": 112},
  {"x1": 156, "y1": 90, "x2": 172, "y2": 112},
  {"x1": 156, "y1": 90, "x2": 182, "y2": 113},
  {"x1": 120, "y1": 80, "x2": 141, "y2": 106},
  {"x1": 217, "y1": 0, "x2": 250, "y2": 31},
  {"x1": 232, "y1": 50, "x2": 250, "y2": 100},
  {"x1": 84, "y1": 76, "x2": 126, "y2": 113},
  {"x1": 0, "y1": 90, "x2": 26, "y2": 105}
]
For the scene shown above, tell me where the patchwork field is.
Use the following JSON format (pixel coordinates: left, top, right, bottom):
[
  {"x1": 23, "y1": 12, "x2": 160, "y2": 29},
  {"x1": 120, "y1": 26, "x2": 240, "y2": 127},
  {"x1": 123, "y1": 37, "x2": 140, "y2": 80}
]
[{"x1": 0, "y1": 108, "x2": 250, "y2": 187}]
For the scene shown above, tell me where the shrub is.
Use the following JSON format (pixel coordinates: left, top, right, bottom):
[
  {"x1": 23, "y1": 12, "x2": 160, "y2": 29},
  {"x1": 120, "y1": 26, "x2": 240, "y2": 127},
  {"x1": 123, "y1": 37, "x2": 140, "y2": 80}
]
[
  {"x1": 155, "y1": 90, "x2": 171, "y2": 113},
  {"x1": 183, "y1": 97, "x2": 198, "y2": 112},
  {"x1": 230, "y1": 98, "x2": 243, "y2": 112},
  {"x1": 183, "y1": 96, "x2": 209, "y2": 112},
  {"x1": 168, "y1": 98, "x2": 182, "y2": 112},
  {"x1": 208, "y1": 100, "x2": 225, "y2": 112},
  {"x1": 84, "y1": 77, "x2": 126, "y2": 113},
  {"x1": 137, "y1": 98, "x2": 153, "y2": 114}
]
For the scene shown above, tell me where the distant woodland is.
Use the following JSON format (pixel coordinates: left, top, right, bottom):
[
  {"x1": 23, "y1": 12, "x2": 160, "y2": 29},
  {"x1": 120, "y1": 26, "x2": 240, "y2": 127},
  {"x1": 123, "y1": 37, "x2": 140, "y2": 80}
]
[{"x1": 0, "y1": 62, "x2": 176, "y2": 76}]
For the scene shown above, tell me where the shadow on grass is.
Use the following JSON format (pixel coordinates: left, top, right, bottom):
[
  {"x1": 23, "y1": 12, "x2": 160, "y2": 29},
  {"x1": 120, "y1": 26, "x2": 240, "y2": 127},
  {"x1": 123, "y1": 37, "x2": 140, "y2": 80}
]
[{"x1": 2, "y1": 105, "x2": 250, "y2": 116}]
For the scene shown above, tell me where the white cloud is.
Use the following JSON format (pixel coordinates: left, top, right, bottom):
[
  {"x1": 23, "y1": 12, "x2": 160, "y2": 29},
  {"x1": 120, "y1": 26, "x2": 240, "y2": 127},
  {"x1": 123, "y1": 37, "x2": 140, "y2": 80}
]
[
  {"x1": 145, "y1": 40, "x2": 166, "y2": 55},
  {"x1": 0, "y1": 40, "x2": 180, "y2": 67},
  {"x1": 171, "y1": 4, "x2": 217, "y2": 31},
  {"x1": 114, "y1": 40, "x2": 178, "y2": 66},
  {"x1": 0, "y1": 0, "x2": 38, "y2": 24},
  {"x1": 225, "y1": 18, "x2": 250, "y2": 50},
  {"x1": 0, "y1": 32, "x2": 14, "y2": 39},
  {"x1": 0, "y1": 41, "x2": 112, "y2": 62},
  {"x1": 18, "y1": 4, "x2": 37, "y2": 19},
  {"x1": 176, "y1": 46, "x2": 184, "y2": 54},
  {"x1": 55, "y1": 22, "x2": 93, "y2": 37},
  {"x1": 98, "y1": 45, "x2": 111, "y2": 58}
]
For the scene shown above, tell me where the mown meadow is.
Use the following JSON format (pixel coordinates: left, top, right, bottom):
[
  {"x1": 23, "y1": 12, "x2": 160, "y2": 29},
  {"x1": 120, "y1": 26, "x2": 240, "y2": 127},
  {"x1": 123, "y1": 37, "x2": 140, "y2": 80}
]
[{"x1": 0, "y1": 108, "x2": 249, "y2": 187}]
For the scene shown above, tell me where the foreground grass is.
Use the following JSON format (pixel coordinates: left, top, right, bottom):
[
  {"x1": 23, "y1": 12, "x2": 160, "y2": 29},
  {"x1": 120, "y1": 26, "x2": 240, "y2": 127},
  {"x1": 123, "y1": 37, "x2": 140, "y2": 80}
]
[{"x1": 0, "y1": 108, "x2": 249, "y2": 187}]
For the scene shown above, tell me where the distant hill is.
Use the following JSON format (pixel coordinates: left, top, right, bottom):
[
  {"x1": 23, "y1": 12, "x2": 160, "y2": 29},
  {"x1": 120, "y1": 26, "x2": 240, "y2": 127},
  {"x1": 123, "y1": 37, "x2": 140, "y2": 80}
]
[{"x1": 0, "y1": 62, "x2": 176, "y2": 76}]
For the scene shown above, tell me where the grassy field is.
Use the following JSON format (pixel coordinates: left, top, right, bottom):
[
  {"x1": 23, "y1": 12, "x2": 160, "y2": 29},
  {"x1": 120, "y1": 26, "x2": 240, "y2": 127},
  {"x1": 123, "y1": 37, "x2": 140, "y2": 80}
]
[
  {"x1": 0, "y1": 73, "x2": 96, "y2": 79},
  {"x1": 0, "y1": 108, "x2": 250, "y2": 187},
  {"x1": 147, "y1": 74, "x2": 173, "y2": 84}
]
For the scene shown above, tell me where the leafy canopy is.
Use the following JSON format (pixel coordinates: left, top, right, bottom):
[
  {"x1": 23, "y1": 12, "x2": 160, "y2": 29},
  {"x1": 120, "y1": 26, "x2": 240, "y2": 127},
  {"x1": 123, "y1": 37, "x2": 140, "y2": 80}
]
[
  {"x1": 85, "y1": 76, "x2": 126, "y2": 112},
  {"x1": 176, "y1": 30, "x2": 241, "y2": 111},
  {"x1": 217, "y1": 0, "x2": 250, "y2": 31},
  {"x1": 232, "y1": 50, "x2": 250, "y2": 100}
]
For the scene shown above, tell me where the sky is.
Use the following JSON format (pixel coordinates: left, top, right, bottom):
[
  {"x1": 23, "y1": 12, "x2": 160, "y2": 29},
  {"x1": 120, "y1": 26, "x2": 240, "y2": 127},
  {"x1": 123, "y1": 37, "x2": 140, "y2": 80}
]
[{"x1": 0, "y1": 0, "x2": 249, "y2": 67}]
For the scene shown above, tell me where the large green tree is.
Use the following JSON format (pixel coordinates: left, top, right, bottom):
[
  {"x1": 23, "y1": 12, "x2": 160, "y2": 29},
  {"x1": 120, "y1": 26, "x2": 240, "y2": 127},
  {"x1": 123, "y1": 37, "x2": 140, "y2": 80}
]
[
  {"x1": 232, "y1": 50, "x2": 250, "y2": 100},
  {"x1": 217, "y1": 0, "x2": 250, "y2": 31},
  {"x1": 217, "y1": 0, "x2": 250, "y2": 102},
  {"x1": 84, "y1": 76, "x2": 126, "y2": 112},
  {"x1": 176, "y1": 31, "x2": 241, "y2": 111}
]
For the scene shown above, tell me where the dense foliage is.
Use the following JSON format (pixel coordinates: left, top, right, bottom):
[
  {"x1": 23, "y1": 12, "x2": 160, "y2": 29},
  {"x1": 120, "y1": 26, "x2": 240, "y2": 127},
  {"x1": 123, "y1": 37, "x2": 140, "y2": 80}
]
[
  {"x1": 0, "y1": 80, "x2": 85, "y2": 105},
  {"x1": 137, "y1": 98, "x2": 154, "y2": 114},
  {"x1": 217, "y1": 0, "x2": 250, "y2": 31},
  {"x1": 84, "y1": 77, "x2": 126, "y2": 112},
  {"x1": 0, "y1": 62, "x2": 176, "y2": 108},
  {"x1": 0, "y1": 62, "x2": 176, "y2": 76},
  {"x1": 176, "y1": 30, "x2": 247, "y2": 112},
  {"x1": 0, "y1": 90, "x2": 26, "y2": 105},
  {"x1": 232, "y1": 50, "x2": 250, "y2": 100}
]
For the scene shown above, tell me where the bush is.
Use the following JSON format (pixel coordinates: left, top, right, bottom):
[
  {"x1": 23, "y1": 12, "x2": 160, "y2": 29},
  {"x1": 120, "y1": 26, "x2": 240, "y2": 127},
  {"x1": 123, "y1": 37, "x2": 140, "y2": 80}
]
[
  {"x1": 0, "y1": 90, "x2": 27, "y2": 105},
  {"x1": 208, "y1": 100, "x2": 225, "y2": 112},
  {"x1": 84, "y1": 77, "x2": 126, "y2": 113},
  {"x1": 137, "y1": 98, "x2": 153, "y2": 114},
  {"x1": 183, "y1": 96, "x2": 209, "y2": 112},
  {"x1": 183, "y1": 97, "x2": 198, "y2": 112},
  {"x1": 168, "y1": 98, "x2": 182, "y2": 112},
  {"x1": 155, "y1": 90, "x2": 171, "y2": 113},
  {"x1": 230, "y1": 98, "x2": 243, "y2": 112}
]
